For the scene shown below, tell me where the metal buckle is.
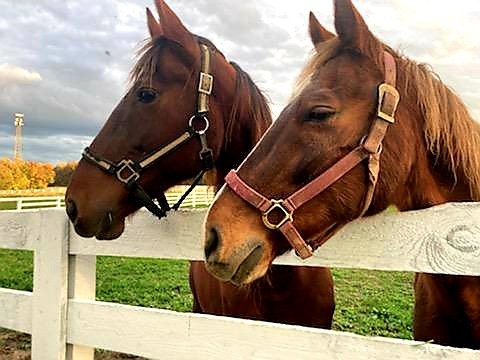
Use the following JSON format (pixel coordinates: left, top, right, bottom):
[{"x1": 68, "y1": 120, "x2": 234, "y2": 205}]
[
  {"x1": 116, "y1": 159, "x2": 140, "y2": 184},
  {"x1": 198, "y1": 72, "x2": 213, "y2": 95},
  {"x1": 377, "y1": 83, "x2": 400, "y2": 124},
  {"x1": 262, "y1": 200, "x2": 293, "y2": 230},
  {"x1": 189, "y1": 115, "x2": 210, "y2": 135}
]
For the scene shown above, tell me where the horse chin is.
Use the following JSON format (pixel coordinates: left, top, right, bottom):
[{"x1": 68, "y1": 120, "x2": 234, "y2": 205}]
[
  {"x1": 94, "y1": 218, "x2": 125, "y2": 241},
  {"x1": 229, "y1": 246, "x2": 271, "y2": 285},
  {"x1": 73, "y1": 211, "x2": 126, "y2": 240}
]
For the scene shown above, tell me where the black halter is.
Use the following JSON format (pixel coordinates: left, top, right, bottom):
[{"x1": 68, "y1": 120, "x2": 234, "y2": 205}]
[{"x1": 82, "y1": 44, "x2": 215, "y2": 219}]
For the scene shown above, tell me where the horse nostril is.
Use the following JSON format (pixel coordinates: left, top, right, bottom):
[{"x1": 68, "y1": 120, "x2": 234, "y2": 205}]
[
  {"x1": 205, "y1": 227, "x2": 221, "y2": 260},
  {"x1": 66, "y1": 199, "x2": 78, "y2": 222},
  {"x1": 105, "y1": 211, "x2": 114, "y2": 228}
]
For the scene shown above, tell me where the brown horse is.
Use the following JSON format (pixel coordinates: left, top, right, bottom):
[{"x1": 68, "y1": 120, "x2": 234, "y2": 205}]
[
  {"x1": 65, "y1": 0, "x2": 334, "y2": 328},
  {"x1": 205, "y1": 0, "x2": 480, "y2": 349}
]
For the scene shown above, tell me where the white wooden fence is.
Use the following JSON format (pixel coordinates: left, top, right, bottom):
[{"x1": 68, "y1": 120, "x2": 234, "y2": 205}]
[
  {"x1": 0, "y1": 186, "x2": 215, "y2": 211},
  {"x1": 1, "y1": 204, "x2": 480, "y2": 359}
]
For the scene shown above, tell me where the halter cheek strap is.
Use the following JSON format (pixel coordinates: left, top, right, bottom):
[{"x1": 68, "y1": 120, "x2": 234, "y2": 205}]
[
  {"x1": 82, "y1": 44, "x2": 215, "y2": 219},
  {"x1": 225, "y1": 51, "x2": 400, "y2": 259}
]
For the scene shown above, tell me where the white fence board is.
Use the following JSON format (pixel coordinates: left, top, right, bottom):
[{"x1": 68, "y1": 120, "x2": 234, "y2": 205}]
[
  {"x1": 70, "y1": 203, "x2": 480, "y2": 275},
  {"x1": 0, "y1": 210, "x2": 41, "y2": 250},
  {"x1": 0, "y1": 289, "x2": 32, "y2": 333},
  {"x1": 31, "y1": 211, "x2": 69, "y2": 360},
  {"x1": 66, "y1": 255, "x2": 96, "y2": 360},
  {"x1": 67, "y1": 299, "x2": 479, "y2": 360},
  {"x1": 69, "y1": 209, "x2": 206, "y2": 259}
]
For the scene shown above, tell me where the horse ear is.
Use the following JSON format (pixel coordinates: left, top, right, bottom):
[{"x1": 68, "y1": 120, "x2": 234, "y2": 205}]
[
  {"x1": 146, "y1": 7, "x2": 163, "y2": 38},
  {"x1": 334, "y1": 0, "x2": 374, "y2": 48},
  {"x1": 153, "y1": 0, "x2": 197, "y2": 55},
  {"x1": 309, "y1": 12, "x2": 335, "y2": 48}
]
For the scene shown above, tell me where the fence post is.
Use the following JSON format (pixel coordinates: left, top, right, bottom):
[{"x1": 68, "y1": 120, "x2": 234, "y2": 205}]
[
  {"x1": 17, "y1": 199, "x2": 22, "y2": 210},
  {"x1": 31, "y1": 210, "x2": 69, "y2": 360},
  {"x1": 57, "y1": 197, "x2": 63, "y2": 208},
  {"x1": 66, "y1": 254, "x2": 96, "y2": 360}
]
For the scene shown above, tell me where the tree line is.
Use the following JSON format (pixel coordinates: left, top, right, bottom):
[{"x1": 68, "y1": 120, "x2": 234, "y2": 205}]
[{"x1": 0, "y1": 159, "x2": 78, "y2": 190}]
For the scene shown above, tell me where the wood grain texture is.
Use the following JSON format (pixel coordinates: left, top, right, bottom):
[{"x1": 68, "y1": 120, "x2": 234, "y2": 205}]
[
  {"x1": 0, "y1": 288, "x2": 32, "y2": 333},
  {"x1": 69, "y1": 203, "x2": 480, "y2": 275},
  {"x1": 67, "y1": 299, "x2": 480, "y2": 360},
  {"x1": 0, "y1": 210, "x2": 41, "y2": 250}
]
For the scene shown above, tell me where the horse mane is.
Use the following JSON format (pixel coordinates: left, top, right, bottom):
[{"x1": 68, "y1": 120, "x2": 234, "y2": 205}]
[
  {"x1": 129, "y1": 34, "x2": 225, "y2": 87},
  {"x1": 225, "y1": 62, "x2": 272, "y2": 147},
  {"x1": 292, "y1": 38, "x2": 480, "y2": 199},
  {"x1": 292, "y1": 38, "x2": 340, "y2": 100},
  {"x1": 400, "y1": 58, "x2": 480, "y2": 199}
]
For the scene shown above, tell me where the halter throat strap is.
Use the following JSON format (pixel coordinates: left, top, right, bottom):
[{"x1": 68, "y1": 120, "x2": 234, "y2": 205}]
[
  {"x1": 225, "y1": 51, "x2": 400, "y2": 259},
  {"x1": 82, "y1": 44, "x2": 215, "y2": 219}
]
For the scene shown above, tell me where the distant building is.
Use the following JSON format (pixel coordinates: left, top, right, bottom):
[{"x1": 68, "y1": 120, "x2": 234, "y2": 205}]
[{"x1": 14, "y1": 113, "x2": 24, "y2": 160}]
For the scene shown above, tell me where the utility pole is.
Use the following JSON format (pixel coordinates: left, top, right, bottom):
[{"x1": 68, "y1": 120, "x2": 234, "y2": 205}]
[{"x1": 14, "y1": 113, "x2": 24, "y2": 160}]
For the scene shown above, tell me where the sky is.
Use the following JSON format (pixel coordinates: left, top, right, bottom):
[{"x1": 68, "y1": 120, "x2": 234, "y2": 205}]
[{"x1": 0, "y1": 0, "x2": 479, "y2": 163}]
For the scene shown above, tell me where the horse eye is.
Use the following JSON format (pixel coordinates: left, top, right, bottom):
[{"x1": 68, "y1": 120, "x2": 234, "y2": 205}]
[
  {"x1": 306, "y1": 107, "x2": 335, "y2": 123},
  {"x1": 137, "y1": 88, "x2": 157, "y2": 104}
]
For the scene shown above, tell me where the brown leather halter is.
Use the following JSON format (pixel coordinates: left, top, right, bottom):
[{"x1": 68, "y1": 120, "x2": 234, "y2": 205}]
[{"x1": 225, "y1": 51, "x2": 400, "y2": 259}]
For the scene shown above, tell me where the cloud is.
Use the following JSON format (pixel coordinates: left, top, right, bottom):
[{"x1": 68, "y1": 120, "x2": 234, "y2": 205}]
[
  {"x1": 0, "y1": 0, "x2": 478, "y2": 163},
  {"x1": 0, "y1": 64, "x2": 42, "y2": 85}
]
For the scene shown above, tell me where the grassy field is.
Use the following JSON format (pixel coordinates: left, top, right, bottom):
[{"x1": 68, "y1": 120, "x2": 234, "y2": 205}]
[
  {"x1": 0, "y1": 249, "x2": 414, "y2": 341},
  {"x1": 0, "y1": 201, "x2": 17, "y2": 211}
]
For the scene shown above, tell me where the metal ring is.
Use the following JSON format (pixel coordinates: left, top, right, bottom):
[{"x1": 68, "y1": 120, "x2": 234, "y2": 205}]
[
  {"x1": 189, "y1": 115, "x2": 210, "y2": 135},
  {"x1": 376, "y1": 143, "x2": 383, "y2": 155},
  {"x1": 359, "y1": 135, "x2": 368, "y2": 146},
  {"x1": 262, "y1": 200, "x2": 293, "y2": 230}
]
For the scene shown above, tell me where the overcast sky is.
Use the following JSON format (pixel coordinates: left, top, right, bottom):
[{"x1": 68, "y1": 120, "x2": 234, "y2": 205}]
[{"x1": 0, "y1": 0, "x2": 479, "y2": 163}]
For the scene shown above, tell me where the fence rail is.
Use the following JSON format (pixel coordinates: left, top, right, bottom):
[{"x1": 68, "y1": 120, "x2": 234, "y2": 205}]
[
  {"x1": 1, "y1": 205, "x2": 480, "y2": 359},
  {"x1": 0, "y1": 186, "x2": 216, "y2": 211}
]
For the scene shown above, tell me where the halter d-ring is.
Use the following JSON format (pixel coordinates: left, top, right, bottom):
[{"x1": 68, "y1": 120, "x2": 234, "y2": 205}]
[
  {"x1": 262, "y1": 200, "x2": 293, "y2": 230},
  {"x1": 189, "y1": 114, "x2": 210, "y2": 135}
]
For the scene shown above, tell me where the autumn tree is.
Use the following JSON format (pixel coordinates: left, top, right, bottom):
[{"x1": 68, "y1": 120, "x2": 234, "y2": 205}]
[
  {"x1": 0, "y1": 159, "x2": 55, "y2": 190},
  {"x1": 53, "y1": 161, "x2": 78, "y2": 186},
  {"x1": 22, "y1": 161, "x2": 55, "y2": 189}
]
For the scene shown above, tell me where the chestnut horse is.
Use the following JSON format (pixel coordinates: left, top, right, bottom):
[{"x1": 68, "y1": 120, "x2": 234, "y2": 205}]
[
  {"x1": 65, "y1": 0, "x2": 334, "y2": 328},
  {"x1": 205, "y1": 0, "x2": 480, "y2": 349}
]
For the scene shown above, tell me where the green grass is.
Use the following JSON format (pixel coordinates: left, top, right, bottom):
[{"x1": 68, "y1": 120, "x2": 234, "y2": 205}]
[
  {"x1": 0, "y1": 202, "x2": 16, "y2": 210},
  {"x1": 332, "y1": 269, "x2": 413, "y2": 339},
  {"x1": 0, "y1": 249, "x2": 414, "y2": 339}
]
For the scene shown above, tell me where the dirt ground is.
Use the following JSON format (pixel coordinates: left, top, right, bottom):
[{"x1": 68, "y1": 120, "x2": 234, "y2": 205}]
[
  {"x1": 0, "y1": 330, "x2": 146, "y2": 360},
  {"x1": 0, "y1": 331, "x2": 30, "y2": 360}
]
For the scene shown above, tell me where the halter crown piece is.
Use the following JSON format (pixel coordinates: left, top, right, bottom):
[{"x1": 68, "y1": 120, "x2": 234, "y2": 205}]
[
  {"x1": 225, "y1": 51, "x2": 400, "y2": 259},
  {"x1": 82, "y1": 44, "x2": 215, "y2": 219}
]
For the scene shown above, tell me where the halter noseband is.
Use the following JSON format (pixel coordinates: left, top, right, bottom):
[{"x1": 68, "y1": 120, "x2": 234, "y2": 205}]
[
  {"x1": 225, "y1": 51, "x2": 400, "y2": 260},
  {"x1": 82, "y1": 44, "x2": 215, "y2": 219}
]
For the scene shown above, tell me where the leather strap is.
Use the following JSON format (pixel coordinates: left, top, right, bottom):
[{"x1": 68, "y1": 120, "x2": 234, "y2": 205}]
[
  {"x1": 225, "y1": 171, "x2": 272, "y2": 213},
  {"x1": 197, "y1": 44, "x2": 213, "y2": 113},
  {"x1": 279, "y1": 221, "x2": 313, "y2": 259},
  {"x1": 285, "y1": 147, "x2": 368, "y2": 210}
]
